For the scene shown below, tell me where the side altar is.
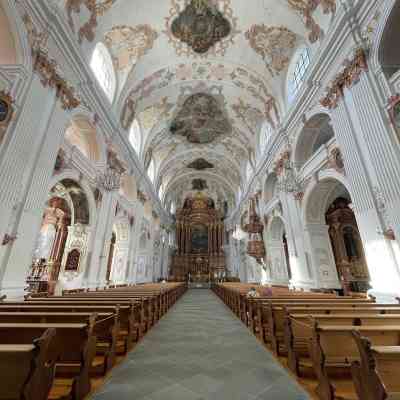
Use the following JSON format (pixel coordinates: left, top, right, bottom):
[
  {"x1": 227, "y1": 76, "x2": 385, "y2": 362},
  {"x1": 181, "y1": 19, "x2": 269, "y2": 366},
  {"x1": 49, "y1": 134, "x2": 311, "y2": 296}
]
[{"x1": 169, "y1": 193, "x2": 226, "y2": 284}]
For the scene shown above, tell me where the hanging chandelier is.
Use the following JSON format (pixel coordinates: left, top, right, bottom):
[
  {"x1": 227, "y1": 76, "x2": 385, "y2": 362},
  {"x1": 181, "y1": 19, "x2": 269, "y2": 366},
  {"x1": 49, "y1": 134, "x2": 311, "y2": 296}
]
[{"x1": 96, "y1": 167, "x2": 121, "y2": 191}]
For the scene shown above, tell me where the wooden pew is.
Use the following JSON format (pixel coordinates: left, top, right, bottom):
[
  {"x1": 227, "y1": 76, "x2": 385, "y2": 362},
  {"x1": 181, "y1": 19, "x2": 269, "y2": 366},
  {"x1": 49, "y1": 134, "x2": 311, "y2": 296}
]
[
  {"x1": 254, "y1": 300, "x2": 389, "y2": 354},
  {"x1": 284, "y1": 314, "x2": 400, "y2": 377},
  {"x1": 0, "y1": 328, "x2": 57, "y2": 400},
  {"x1": 0, "y1": 319, "x2": 97, "y2": 400},
  {"x1": 310, "y1": 323, "x2": 400, "y2": 400},
  {"x1": 0, "y1": 311, "x2": 119, "y2": 374},
  {"x1": 351, "y1": 331, "x2": 400, "y2": 400},
  {"x1": 4, "y1": 299, "x2": 145, "y2": 346}
]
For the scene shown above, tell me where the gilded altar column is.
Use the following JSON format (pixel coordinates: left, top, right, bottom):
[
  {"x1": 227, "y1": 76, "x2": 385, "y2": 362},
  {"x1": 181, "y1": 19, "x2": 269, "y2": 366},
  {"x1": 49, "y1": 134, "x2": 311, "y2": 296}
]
[
  {"x1": 208, "y1": 224, "x2": 212, "y2": 254},
  {"x1": 177, "y1": 222, "x2": 181, "y2": 255}
]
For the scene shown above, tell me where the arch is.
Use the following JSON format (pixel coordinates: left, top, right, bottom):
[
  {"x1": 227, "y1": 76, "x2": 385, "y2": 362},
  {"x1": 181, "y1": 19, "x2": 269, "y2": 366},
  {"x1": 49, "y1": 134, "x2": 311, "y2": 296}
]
[
  {"x1": 109, "y1": 218, "x2": 130, "y2": 283},
  {"x1": 302, "y1": 173, "x2": 352, "y2": 225},
  {"x1": 65, "y1": 115, "x2": 101, "y2": 162},
  {"x1": 265, "y1": 215, "x2": 292, "y2": 283},
  {"x1": 294, "y1": 113, "x2": 334, "y2": 169},
  {"x1": 263, "y1": 172, "x2": 278, "y2": 203},
  {"x1": 90, "y1": 42, "x2": 116, "y2": 102},
  {"x1": 47, "y1": 170, "x2": 97, "y2": 226},
  {"x1": 374, "y1": 0, "x2": 400, "y2": 80},
  {"x1": 120, "y1": 175, "x2": 137, "y2": 202},
  {"x1": 0, "y1": 3, "x2": 17, "y2": 65}
]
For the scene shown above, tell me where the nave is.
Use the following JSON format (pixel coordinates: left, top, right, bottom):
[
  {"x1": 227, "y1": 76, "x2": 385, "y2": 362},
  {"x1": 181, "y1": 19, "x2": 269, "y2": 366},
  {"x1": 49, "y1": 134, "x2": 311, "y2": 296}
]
[{"x1": 91, "y1": 289, "x2": 309, "y2": 400}]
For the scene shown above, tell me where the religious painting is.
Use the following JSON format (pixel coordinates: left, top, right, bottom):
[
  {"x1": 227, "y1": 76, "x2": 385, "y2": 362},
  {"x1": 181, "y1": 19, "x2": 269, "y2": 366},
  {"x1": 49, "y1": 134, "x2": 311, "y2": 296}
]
[
  {"x1": 187, "y1": 158, "x2": 214, "y2": 170},
  {"x1": 171, "y1": 0, "x2": 231, "y2": 54},
  {"x1": 0, "y1": 91, "x2": 13, "y2": 128},
  {"x1": 191, "y1": 224, "x2": 208, "y2": 252},
  {"x1": 192, "y1": 178, "x2": 207, "y2": 190},
  {"x1": 64, "y1": 249, "x2": 80, "y2": 271},
  {"x1": 170, "y1": 93, "x2": 232, "y2": 144}
]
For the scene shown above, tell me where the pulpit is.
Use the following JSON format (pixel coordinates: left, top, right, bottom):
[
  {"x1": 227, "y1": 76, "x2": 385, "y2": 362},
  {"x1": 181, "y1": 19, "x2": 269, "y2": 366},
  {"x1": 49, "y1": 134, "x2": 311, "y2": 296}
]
[{"x1": 170, "y1": 192, "x2": 226, "y2": 284}]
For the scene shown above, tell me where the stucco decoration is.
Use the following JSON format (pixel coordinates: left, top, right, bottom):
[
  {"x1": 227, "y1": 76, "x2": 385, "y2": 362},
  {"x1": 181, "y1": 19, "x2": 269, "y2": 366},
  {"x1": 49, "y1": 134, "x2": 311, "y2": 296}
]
[
  {"x1": 123, "y1": 62, "x2": 276, "y2": 117},
  {"x1": 104, "y1": 25, "x2": 159, "y2": 71},
  {"x1": 187, "y1": 158, "x2": 214, "y2": 170},
  {"x1": 165, "y1": 0, "x2": 240, "y2": 57},
  {"x1": 66, "y1": 0, "x2": 117, "y2": 44},
  {"x1": 287, "y1": 0, "x2": 336, "y2": 43},
  {"x1": 232, "y1": 97, "x2": 278, "y2": 135},
  {"x1": 170, "y1": 93, "x2": 232, "y2": 144},
  {"x1": 245, "y1": 25, "x2": 297, "y2": 76},
  {"x1": 137, "y1": 97, "x2": 174, "y2": 132}
]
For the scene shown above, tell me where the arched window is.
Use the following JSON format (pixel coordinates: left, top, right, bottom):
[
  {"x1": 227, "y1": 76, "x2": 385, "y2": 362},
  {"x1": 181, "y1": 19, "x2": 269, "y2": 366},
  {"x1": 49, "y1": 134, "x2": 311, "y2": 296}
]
[
  {"x1": 170, "y1": 201, "x2": 176, "y2": 215},
  {"x1": 246, "y1": 161, "x2": 253, "y2": 181},
  {"x1": 287, "y1": 47, "x2": 310, "y2": 103},
  {"x1": 159, "y1": 182, "x2": 165, "y2": 200},
  {"x1": 259, "y1": 122, "x2": 273, "y2": 157},
  {"x1": 90, "y1": 43, "x2": 116, "y2": 102},
  {"x1": 148, "y1": 158, "x2": 155, "y2": 183},
  {"x1": 129, "y1": 119, "x2": 141, "y2": 155}
]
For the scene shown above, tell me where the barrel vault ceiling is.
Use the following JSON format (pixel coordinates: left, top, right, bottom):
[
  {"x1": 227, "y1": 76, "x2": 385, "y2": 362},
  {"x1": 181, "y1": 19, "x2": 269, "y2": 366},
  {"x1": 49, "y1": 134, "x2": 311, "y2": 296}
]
[{"x1": 68, "y1": 0, "x2": 335, "y2": 213}]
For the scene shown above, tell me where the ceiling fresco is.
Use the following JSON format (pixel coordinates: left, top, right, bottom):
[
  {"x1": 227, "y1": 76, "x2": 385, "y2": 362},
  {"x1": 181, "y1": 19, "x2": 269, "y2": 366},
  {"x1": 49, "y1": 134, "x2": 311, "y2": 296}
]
[
  {"x1": 164, "y1": 0, "x2": 240, "y2": 57},
  {"x1": 74, "y1": 0, "x2": 337, "y2": 213},
  {"x1": 170, "y1": 93, "x2": 232, "y2": 144},
  {"x1": 170, "y1": 0, "x2": 232, "y2": 54},
  {"x1": 187, "y1": 158, "x2": 214, "y2": 170}
]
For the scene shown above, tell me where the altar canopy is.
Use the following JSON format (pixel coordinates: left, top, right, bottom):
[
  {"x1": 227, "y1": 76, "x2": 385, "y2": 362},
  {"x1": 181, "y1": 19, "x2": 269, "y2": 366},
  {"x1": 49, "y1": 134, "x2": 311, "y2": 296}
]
[{"x1": 170, "y1": 193, "x2": 226, "y2": 282}]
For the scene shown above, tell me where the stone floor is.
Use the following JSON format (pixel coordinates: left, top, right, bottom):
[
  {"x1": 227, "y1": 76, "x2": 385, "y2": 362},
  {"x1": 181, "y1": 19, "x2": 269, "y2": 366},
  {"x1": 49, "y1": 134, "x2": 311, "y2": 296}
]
[{"x1": 90, "y1": 289, "x2": 310, "y2": 400}]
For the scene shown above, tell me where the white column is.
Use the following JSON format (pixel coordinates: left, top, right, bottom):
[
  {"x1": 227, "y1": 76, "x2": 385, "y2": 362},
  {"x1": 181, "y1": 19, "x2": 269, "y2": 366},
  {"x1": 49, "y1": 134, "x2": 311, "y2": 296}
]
[
  {"x1": 328, "y1": 88, "x2": 400, "y2": 299},
  {"x1": 348, "y1": 72, "x2": 400, "y2": 254},
  {"x1": 0, "y1": 76, "x2": 68, "y2": 297},
  {"x1": 304, "y1": 224, "x2": 341, "y2": 289},
  {"x1": 281, "y1": 193, "x2": 315, "y2": 289}
]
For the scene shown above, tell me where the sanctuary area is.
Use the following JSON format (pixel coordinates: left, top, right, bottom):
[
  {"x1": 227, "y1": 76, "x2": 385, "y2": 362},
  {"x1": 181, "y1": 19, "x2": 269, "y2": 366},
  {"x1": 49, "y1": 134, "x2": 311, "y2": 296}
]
[{"x1": 0, "y1": 0, "x2": 399, "y2": 399}]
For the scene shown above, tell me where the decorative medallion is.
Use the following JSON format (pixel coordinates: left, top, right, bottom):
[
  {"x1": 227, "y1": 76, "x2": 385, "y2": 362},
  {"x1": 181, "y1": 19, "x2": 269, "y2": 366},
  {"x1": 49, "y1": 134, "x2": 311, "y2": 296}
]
[
  {"x1": 246, "y1": 25, "x2": 296, "y2": 76},
  {"x1": 165, "y1": 0, "x2": 240, "y2": 57},
  {"x1": 170, "y1": 93, "x2": 231, "y2": 144},
  {"x1": 104, "y1": 25, "x2": 158, "y2": 71},
  {"x1": 171, "y1": 0, "x2": 231, "y2": 54},
  {"x1": 0, "y1": 91, "x2": 14, "y2": 128},
  {"x1": 192, "y1": 178, "x2": 208, "y2": 190},
  {"x1": 187, "y1": 158, "x2": 214, "y2": 170}
]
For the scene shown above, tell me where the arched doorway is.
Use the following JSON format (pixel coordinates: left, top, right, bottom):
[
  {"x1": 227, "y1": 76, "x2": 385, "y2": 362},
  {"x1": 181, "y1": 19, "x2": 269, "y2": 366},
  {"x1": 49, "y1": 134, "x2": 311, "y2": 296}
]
[
  {"x1": 28, "y1": 179, "x2": 90, "y2": 294},
  {"x1": 266, "y1": 216, "x2": 292, "y2": 284},
  {"x1": 304, "y1": 176, "x2": 369, "y2": 292},
  {"x1": 326, "y1": 197, "x2": 370, "y2": 293},
  {"x1": 108, "y1": 220, "x2": 130, "y2": 284}
]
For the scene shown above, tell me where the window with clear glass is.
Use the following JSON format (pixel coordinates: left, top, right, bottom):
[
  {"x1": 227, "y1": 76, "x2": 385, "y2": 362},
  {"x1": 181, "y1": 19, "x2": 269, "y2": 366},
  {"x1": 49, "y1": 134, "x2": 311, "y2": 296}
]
[
  {"x1": 148, "y1": 158, "x2": 155, "y2": 183},
  {"x1": 90, "y1": 43, "x2": 116, "y2": 102},
  {"x1": 129, "y1": 119, "x2": 141, "y2": 155},
  {"x1": 288, "y1": 47, "x2": 310, "y2": 103}
]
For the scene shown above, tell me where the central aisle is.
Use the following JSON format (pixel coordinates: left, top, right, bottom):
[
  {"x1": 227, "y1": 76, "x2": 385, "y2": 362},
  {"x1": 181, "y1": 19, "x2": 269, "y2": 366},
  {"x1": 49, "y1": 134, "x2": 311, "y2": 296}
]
[{"x1": 91, "y1": 290, "x2": 309, "y2": 400}]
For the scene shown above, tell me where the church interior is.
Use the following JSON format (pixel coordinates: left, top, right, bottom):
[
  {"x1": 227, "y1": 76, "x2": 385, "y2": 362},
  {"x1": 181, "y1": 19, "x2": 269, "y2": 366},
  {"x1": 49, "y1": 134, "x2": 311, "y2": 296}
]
[{"x1": 0, "y1": 0, "x2": 400, "y2": 399}]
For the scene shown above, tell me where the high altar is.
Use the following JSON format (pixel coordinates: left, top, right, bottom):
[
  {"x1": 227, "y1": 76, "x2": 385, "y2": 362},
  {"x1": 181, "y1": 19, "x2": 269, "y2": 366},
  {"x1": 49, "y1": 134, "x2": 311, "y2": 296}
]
[{"x1": 170, "y1": 193, "x2": 226, "y2": 283}]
